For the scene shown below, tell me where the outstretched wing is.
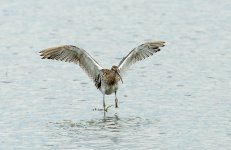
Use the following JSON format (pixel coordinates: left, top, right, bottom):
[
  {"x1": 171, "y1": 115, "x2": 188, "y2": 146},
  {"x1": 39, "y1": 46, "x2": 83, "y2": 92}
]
[
  {"x1": 118, "y1": 41, "x2": 165, "y2": 75},
  {"x1": 40, "y1": 45, "x2": 103, "y2": 82}
]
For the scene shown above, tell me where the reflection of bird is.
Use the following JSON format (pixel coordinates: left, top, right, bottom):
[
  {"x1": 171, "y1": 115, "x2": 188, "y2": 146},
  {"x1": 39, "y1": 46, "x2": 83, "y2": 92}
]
[{"x1": 40, "y1": 41, "x2": 165, "y2": 111}]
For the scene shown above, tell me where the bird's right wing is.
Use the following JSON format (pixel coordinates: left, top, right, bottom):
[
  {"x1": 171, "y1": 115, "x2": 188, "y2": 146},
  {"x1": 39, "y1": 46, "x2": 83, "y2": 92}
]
[
  {"x1": 40, "y1": 45, "x2": 103, "y2": 83},
  {"x1": 118, "y1": 41, "x2": 165, "y2": 75}
]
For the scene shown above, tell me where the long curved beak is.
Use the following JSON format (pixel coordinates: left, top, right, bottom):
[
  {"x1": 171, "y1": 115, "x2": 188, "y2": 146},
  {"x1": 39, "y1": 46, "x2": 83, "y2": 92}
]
[{"x1": 116, "y1": 71, "x2": 123, "y2": 84}]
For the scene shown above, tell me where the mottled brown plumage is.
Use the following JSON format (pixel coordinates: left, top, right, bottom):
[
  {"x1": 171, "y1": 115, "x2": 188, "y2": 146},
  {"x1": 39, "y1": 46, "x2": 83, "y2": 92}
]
[
  {"x1": 40, "y1": 41, "x2": 165, "y2": 112},
  {"x1": 101, "y1": 69, "x2": 120, "y2": 86}
]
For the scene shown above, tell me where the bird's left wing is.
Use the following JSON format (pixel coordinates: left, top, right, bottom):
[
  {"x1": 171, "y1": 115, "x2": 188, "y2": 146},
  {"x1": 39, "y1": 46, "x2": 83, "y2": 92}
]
[
  {"x1": 40, "y1": 45, "x2": 103, "y2": 82},
  {"x1": 118, "y1": 41, "x2": 165, "y2": 75}
]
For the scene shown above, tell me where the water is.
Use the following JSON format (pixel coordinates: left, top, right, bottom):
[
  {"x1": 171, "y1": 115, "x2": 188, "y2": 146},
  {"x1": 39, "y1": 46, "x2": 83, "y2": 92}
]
[{"x1": 0, "y1": 0, "x2": 231, "y2": 149}]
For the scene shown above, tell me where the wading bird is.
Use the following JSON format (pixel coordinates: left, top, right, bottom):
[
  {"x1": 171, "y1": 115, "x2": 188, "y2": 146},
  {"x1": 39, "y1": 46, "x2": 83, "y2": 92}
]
[{"x1": 40, "y1": 41, "x2": 165, "y2": 111}]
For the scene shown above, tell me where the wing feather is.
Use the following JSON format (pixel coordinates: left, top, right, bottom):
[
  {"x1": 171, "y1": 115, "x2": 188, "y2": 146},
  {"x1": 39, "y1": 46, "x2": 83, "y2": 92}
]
[
  {"x1": 118, "y1": 41, "x2": 165, "y2": 75},
  {"x1": 40, "y1": 45, "x2": 103, "y2": 82}
]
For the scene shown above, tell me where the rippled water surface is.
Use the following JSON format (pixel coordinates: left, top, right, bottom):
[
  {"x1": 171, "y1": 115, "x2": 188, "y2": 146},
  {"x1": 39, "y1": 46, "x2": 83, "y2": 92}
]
[{"x1": 0, "y1": 0, "x2": 231, "y2": 149}]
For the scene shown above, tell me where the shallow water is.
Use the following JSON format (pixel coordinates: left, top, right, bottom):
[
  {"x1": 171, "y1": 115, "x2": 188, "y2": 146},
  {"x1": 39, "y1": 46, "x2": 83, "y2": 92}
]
[{"x1": 0, "y1": 0, "x2": 231, "y2": 149}]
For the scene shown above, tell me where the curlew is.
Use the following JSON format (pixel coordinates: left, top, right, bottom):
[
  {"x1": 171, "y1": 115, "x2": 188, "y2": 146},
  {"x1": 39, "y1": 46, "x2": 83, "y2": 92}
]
[{"x1": 40, "y1": 41, "x2": 165, "y2": 111}]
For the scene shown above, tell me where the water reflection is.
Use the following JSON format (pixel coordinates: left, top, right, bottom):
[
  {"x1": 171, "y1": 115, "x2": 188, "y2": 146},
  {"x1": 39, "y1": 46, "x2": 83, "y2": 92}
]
[
  {"x1": 45, "y1": 115, "x2": 157, "y2": 149},
  {"x1": 48, "y1": 114, "x2": 152, "y2": 137},
  {"x1": 49, "y1": 114, "x2": 121, "y2": 134}
]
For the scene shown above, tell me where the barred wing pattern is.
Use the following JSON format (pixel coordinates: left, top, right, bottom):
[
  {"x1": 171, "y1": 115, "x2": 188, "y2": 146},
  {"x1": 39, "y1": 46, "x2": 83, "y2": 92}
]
[
  {"x1": 40, "y1": 45, "x2": 103, "y2": 82},
  {"x1": 118, "y1": 41, "x2": 165, "y2": 75}
]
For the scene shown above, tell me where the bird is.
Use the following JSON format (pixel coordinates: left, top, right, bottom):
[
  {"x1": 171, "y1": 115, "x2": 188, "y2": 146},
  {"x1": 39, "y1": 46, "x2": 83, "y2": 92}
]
[{"x1": 40, "y1": 41, "x2": 165, "y2": 112}]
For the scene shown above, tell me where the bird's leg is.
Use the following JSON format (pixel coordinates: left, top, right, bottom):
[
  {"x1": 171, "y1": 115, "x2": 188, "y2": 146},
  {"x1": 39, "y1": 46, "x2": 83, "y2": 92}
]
[
  {"x1": 101, "y1": 94, "x2": 112, "y2": 112},
  {"x1": 115, "y1": 91, "x2": 118, "y2": 108},
  {"x1": 103, "y1": 94, "x2": 106, "y2": 112}
]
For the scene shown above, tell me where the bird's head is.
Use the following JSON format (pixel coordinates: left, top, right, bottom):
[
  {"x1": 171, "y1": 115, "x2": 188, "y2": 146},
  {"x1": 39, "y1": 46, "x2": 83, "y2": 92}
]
[{"x1": 111, "y1": 66, "x2": 123, "y2": 84}]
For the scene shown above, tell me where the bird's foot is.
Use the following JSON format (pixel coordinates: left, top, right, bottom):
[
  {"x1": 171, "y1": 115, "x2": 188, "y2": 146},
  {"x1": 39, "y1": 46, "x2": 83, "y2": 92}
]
[{"x1": 104, "y1": 105, "x2": 113, "y2": 112}]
